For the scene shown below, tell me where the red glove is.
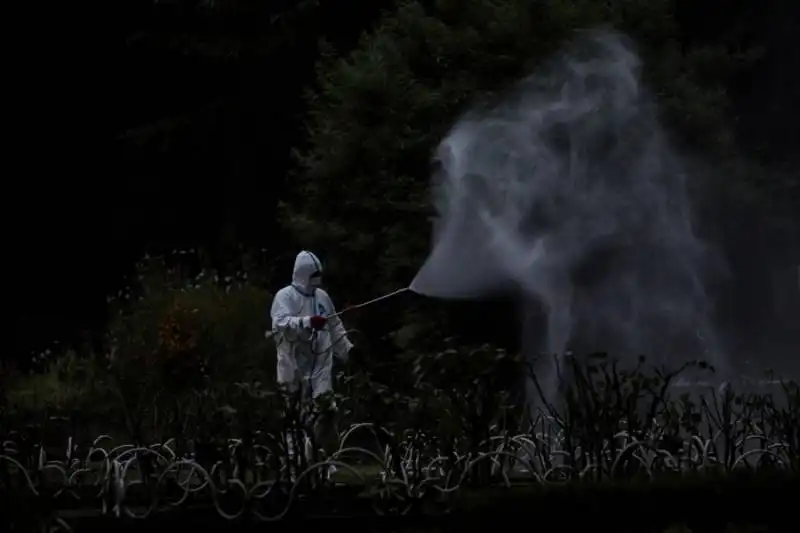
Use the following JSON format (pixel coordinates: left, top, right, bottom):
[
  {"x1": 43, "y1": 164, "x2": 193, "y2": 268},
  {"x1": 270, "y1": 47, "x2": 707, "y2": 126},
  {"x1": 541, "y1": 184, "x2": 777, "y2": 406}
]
[{"x1": 309, "y1": 315, "x2": 327, "y2": 330}]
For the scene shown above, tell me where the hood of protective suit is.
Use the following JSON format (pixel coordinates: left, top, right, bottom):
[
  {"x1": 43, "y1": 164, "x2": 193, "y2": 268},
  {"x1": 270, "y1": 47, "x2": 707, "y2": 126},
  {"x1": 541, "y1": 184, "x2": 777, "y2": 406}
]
[{"x1": 292, "y1": 250, "x2": 323, "y2": 295}]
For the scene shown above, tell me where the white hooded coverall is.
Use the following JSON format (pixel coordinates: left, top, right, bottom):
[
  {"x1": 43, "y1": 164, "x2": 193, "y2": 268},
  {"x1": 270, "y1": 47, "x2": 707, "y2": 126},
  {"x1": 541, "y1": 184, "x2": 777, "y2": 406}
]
[{"x1": 270, "y1": 251, "x2": 353, "y2": 400}]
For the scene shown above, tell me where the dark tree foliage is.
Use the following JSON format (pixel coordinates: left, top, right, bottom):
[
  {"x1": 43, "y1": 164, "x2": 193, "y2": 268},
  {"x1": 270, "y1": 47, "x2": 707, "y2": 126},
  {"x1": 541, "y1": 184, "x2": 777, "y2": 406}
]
[
  {"x1": 14, "y1": 0, "x2": 397, "y2": 361},
  {"x1": 281, "y1": 0, "x2": 798, "y2": 357},
  {"x1": 11, "y1": 0, "x2": 800, "y2": 365}
]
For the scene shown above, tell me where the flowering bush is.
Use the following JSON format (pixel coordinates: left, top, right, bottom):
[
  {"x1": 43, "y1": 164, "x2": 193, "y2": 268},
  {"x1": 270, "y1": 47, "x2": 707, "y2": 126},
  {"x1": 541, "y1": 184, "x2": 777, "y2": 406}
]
[{"x1": 103, "y1": 252, "x2": 273, "y2": 440}]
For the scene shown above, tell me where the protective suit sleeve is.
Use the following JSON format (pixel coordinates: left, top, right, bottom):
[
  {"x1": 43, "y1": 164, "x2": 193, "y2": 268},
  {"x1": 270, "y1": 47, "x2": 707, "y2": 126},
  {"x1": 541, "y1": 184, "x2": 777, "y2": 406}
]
[
  {"x1": 270, "y1": 290, "x2": 310, "y2": 340},
  {"x1": 329, "y1": 314, "x2": 353, "y2": 362},
  {"x1": 319, "y1": 291, "x2": 353, "y2": 361}
]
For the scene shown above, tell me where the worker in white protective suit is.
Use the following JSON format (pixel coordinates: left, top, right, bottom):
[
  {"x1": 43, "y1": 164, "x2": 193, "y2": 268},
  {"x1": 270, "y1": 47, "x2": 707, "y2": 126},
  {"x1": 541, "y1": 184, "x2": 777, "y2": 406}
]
[{"x1": 270, "y1": 250, "x2": 354, "y2": 475}]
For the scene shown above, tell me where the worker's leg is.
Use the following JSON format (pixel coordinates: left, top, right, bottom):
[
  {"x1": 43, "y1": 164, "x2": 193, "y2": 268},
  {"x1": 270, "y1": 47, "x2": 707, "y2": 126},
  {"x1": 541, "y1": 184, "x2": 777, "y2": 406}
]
[
  {"x1": 312, "y1": 392, "x2": 340, "y2": 459},
  {"x1": 277, "y1": 371, "x2": 308, "y2": 463}
]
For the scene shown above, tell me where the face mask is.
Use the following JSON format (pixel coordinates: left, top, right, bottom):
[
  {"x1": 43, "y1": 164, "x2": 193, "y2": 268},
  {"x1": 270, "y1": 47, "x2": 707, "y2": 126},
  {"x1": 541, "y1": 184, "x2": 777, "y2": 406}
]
[{"x1": 309, "y1": 275, "x2": 322, "y2": 288}]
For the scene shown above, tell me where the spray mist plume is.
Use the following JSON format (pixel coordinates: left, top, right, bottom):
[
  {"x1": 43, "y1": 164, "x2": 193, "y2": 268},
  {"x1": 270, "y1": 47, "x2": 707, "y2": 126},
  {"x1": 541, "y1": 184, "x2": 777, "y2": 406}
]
[{"x1": 410, "y1": 30, "x2": 728, "y2": 400}]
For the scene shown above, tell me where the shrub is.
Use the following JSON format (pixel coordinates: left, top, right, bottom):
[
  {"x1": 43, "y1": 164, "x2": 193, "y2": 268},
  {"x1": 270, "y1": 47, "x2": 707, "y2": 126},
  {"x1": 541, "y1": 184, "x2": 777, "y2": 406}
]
[
  {"x1": 108, "y1": 253, "x2": 271, "y2": 379},
  {"x1": 100, "y1": 252, "x2": 273, "y2": 440},
  {"x1": 4, "y1": 350, "x2": 113, "y2": 416}
]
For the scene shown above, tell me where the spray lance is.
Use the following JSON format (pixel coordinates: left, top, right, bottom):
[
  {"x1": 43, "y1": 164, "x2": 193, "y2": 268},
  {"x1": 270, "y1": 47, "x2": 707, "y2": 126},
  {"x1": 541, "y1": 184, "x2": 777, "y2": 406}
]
[{"x1": 327, "y1": 287, "x2": 411, "y2": 319}]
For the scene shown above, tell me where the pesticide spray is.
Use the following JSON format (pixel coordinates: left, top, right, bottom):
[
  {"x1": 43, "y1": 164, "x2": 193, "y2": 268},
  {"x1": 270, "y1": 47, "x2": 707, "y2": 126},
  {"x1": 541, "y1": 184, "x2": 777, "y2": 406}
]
[
  {"x1": 410, "y1": 30, "x2": 728, "y2": 406},
  {"x1": 327, "y1": 31, "x2": 729, "y2": 407}
]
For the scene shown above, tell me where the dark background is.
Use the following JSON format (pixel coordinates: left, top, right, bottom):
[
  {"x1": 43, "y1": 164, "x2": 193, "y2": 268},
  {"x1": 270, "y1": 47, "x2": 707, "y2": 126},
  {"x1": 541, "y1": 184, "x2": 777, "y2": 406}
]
[{"x1": 11, "y1": 0, "x2": 799, "y2": 374}]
